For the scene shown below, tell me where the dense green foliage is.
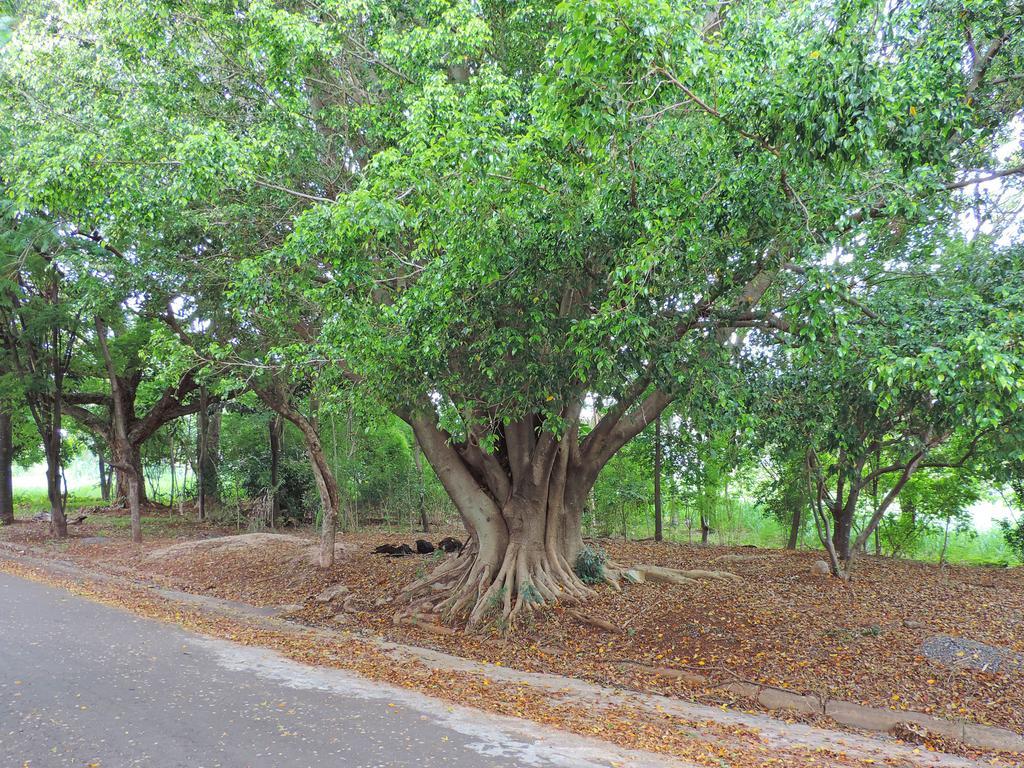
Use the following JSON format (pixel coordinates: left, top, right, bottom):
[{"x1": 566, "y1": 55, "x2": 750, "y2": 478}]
[{"x1": 0, "y1": 0, "x2": 1021, "y2": 583}]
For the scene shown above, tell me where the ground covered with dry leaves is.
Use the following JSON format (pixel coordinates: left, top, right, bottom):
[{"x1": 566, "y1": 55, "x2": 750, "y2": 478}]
[{"x1": 2, "y1": 505, "x2": 1022, "y2": 764}]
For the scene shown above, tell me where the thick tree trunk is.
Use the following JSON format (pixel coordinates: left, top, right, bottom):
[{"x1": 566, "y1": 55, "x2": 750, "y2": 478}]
[
  {"x1": 653, "y1": 416, "x2": 663, "y2": 542},
  {"x1": 400, "y1": 416, "x2": 597, "y2": 628},
  {"x1": 700, "y1": 514, "x2": 711, "y2": 544},
  {"x1": 0, "y1": 412, "x2": 13, "y2": 525},
  {"x1": 95, "y1": 318, "x2": 144, "y2": 543},
  {"x1": 831, "y1": 485, "x2": 860, "y2": 561},
  {"x1": 113, "y1": 445, "x2": 147, "y2": 508},
  {"x1": 831, "y1": 516, "x2": 851, "y2": 560},
  {"x1": 45, "y1": 440, "x2": 66, "y2": 537},
  {"x1": 117, "y1": 444, "x2": 144, "y2": 543}
]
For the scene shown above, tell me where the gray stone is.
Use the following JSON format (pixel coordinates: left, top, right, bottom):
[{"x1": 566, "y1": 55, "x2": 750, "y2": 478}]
[
  {"x1": 314, "y1": 583, "x2": 350, "y2": 604},
  {"x1": 622, "y1": 569, "x2": 645, "y2": 584},
  {"x1": 810, "y1": 560, "x2": 831, "y2": 576},
  {"x1": 921, "y1": 634, "x2": 1024, "y2": 674}
]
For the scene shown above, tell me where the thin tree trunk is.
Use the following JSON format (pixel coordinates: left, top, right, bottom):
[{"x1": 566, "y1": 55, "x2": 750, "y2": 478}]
[
  {"x1": 48, "y1": 321, "x2": 67, "y2": 538},
  {"x1": 344, "y1": 405, "x2": 357, "y2": 531},
  {"x1": 255, "y1": 383, "x2": 341, "y2": 567},
  {"x1": 197, "y1": 387, "x2": 209, "y2": 521},
  {"x1": 168, "y1": 429, "x2": 177, "y2": 510},
  {"x1": 269, "y1": 413, "x2": 282, "y2": 527},
  {"x1": 0, "y1": 412, "x2": 13, "y2": 525},
  {"x1": 97, "y1": 450, "x2": 110, "y2": 502},
  {"x1": 307, "y1": 435, "x2": 339, "y2": 567},
  {"x1": 411, "y1": 434, "x2": 429, "y2": 533},
  {"x1": 939, "y1": 517, "x2": 952, "y2": 567},
  {"x1": 653, "y1": 415, "x2": 663, "y2": 542},
  {"x1": 787, "y1": 503, "x2": 802, "y2": 550}
]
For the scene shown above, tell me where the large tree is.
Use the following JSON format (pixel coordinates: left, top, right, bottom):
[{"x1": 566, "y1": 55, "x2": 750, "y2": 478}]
[{"x1": 2, "y1": 0, "x2": 1021, "y2": 623}]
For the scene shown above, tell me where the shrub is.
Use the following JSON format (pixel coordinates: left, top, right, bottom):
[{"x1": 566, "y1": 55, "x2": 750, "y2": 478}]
[
  {"x1": 574, "y1": 546, "x2": 607, "y2": 585},
  {"x1": 997, "y1": 518, "x2": 1024, "y2": 561}
]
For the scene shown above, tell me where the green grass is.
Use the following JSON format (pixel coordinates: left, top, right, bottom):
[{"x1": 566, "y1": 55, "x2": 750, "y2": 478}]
[
  {"x1": 913, "y1": 527, "x2": 1021, "y2": 567},
  {"x1": 13, "y1": 488, "x2": 105, "y2": 518}
]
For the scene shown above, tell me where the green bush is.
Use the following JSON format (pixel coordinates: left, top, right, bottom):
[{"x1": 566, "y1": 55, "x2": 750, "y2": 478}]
[
  {"x1": 574, "y1": 546, "x2": 607, "y2": 585},
  {"x1": 998, "y1": 518, "x2": 1024, "y2": 561}
]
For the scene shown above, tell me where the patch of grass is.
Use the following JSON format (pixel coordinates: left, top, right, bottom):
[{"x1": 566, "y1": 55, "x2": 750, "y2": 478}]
[{"x1": 13, "y1": 489, "x2": 105, "y2": 519}]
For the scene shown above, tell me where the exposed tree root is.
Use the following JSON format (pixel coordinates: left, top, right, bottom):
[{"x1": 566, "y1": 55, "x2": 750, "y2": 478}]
[
  {"x1": 567, "y1": 609, "x2": 619, "y2": 634},
  {"x1": 397, "y1": 538, "x2": 595, "y2": 631},
  {"x1": 398, "y1": 545, "x2": 740, "y2": 633},
  {"x1": 604, "y1": 562, "x2": 742, "y2": 587}
]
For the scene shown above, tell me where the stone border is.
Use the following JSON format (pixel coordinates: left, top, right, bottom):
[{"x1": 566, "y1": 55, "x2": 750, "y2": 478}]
[{"x1": 615, "y1": 661, "x2": 1024, "y2": 753}]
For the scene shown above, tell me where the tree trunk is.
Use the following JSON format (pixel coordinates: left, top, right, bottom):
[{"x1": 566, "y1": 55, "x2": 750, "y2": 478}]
[
  {"x1": 411, "y1": 434, "x2": 429, "y2": 533},
  {"x1": 269, "y1": 413, "x2": 282, "y2": 527},
  {"x1": 203, "y1": 405, "x2": 222, "y2": 502},
  {"x1": 168, "y1": 429, "x2": 177, "y2": 510},
  {"x1": 0, "y1": 412, "x2": 13, "y2": 525},
  {"x1": 98, "y1": 450, "x2": 111, "y2": 502},
  {"x1": 48, "y1": 324, "x2": 67, "y2": 538},
  {"x1": 118, "y1": 444, "x2": 143, "y2": 543},
  {"x1": 653, "y1": 416, "x2": 663, "y2": 542},
  {"x1": 95, "y1": 318, "x2": 143, "y2": 543},
  {"x1": 113, "y1": 445, "x2": 147, "y2": 507},
  {"x1": 197, "y1": 388, "x2": 210, "y2": 520},
  {"x1": 831, "y1": 485, "x2": 860, "y2": 561},
  {"x1": 831, "y1": 516, "x2": 852, "y2": 560},
  {"x1": 401, "y1": 416, "x2": 594, "y2": 628},
  {"x1": 398, "y1": 401, "x2": 668, "y2": 629},
  {"x1": 700, "y1": 514, "x2": 710, "y2": 544},
  {"x1": 306, "y1": 431, "x2": 339, "y2": 568},
  {"x1": 787, "y1": 503, "x2": 802, "y2": 550},
  {"x1": 254, "y1": 383, "x2": 341, "y2": 567}
]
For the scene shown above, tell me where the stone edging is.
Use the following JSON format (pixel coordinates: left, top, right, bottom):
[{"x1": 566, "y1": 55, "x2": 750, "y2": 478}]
[{"x1": 614, "y1": 661, "x2": 1024, "y2": 753}]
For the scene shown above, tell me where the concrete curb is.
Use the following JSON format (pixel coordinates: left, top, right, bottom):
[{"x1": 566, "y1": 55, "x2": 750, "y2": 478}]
[{"x1": 615, "y1": 660, "x2": 1024, "y2": 753}]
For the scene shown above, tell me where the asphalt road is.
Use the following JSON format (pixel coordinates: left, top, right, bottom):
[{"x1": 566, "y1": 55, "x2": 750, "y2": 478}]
[{"x1": 0, "y1": 571, "x2": 670, "y2": 768}]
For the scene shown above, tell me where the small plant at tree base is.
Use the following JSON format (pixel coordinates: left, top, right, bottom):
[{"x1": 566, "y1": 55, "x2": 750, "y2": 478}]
[
  {"x1": 520, "y1": 582, "x2": 542, "y2": 605},
  {"x1": 574, "y1": 547, "x2": 607, "y2": 585},
  {"x1": 483, "y1": 586, "x2": 507, "y2": 620}
]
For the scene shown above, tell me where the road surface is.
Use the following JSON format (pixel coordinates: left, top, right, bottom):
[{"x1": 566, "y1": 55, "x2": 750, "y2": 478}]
[{"x1": 0, "y1": 571, "x2": 672, "y2": 768}]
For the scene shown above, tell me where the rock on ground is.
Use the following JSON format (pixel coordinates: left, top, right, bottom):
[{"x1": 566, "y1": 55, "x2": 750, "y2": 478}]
[{"x1": 921, "y1": 634, "x2": 1024, "y2": 673}]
